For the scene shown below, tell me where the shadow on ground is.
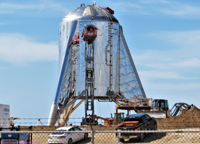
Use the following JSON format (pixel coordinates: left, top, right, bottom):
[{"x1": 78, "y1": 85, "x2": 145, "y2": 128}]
[
  {"x1": 74, "y1": 137, "x2": 91, "y2": 144},
  {"x1": 122, "y1": 133, "x2": 167, "y2": 143}
]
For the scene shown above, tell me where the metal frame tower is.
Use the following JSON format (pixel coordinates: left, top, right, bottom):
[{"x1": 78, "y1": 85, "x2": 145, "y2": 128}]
[{"x1": 85, "y1": 41, "x2": 95, "y2": 122}]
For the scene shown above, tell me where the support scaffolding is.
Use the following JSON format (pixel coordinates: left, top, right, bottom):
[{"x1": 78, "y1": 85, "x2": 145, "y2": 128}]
[{"x1": 115, "y1": 98, "x2": 153, "y2": 124}]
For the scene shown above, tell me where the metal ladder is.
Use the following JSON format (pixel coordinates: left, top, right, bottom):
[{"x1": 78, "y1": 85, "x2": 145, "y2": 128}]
[
  {"x1": 85, "y1": 41, "x2": 95, "y2": 122},
  {"x1": 97, "y1": 6, "x2": 114, "y2": 93},
  {"x1": 106, "y1": 22, "x2": 113, "y2": 92}
]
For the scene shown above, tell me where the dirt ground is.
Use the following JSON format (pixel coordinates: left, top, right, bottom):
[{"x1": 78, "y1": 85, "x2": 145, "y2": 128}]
[
  {"x1": 157, "y1": 105, "x2": 200, "y2": 129},
  {"x1": 20, "y1": 106, "x2": 200, "y2": 132},
  {"x1": 32, "y1": 130, "x2": 200, "y2": 144},
  {"x1": 21, "y1": 106, "x2": 200, "y2": 143},
  {"x1": 93, "y1": 131, "x2": 200, "y2": 144}
]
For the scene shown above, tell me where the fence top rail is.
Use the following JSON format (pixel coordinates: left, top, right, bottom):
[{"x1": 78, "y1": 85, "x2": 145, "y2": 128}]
[
  {"x1": 0, "y1": 129, "x2": 200, "y2": 133},
  {"x1": 94, "y1": 130, "x2": 200, "y2": 133},
  {"x1": 0, "y1": 130, "x2": 92, "y2": 133}
]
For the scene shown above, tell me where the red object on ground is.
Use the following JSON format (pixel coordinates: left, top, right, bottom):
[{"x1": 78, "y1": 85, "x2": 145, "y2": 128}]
[{"x1": 105, "y1": 7, "x2": 114, "y2": 14}]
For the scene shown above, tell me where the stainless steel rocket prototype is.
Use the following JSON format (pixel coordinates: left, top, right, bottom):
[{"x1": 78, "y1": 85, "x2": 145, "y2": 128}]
[{"x1": 47, "y1": 3, "x2": 146, "y2": 126}]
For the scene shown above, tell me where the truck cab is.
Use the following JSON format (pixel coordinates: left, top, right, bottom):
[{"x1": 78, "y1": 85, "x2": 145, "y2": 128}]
[
  {"x1": 152, "y1": 99, "x2": 171, "y2": 118},
  {"x1": 152, "y1": 99, "x2": 169, "y2": 111},
  {"x1": 114, "y1": 112, "x2": 124, "y2": 124}
]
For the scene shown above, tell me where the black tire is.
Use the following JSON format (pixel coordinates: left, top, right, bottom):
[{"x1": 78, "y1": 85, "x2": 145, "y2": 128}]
[
  {"x1": 129, "y1": 138, "x2": 135, "y2": 142},
  {"x1": 138, "y1": 133, "x2": 144, "y2": 141},
  {"x1": 84, "y1": 133, "x2": 88, "y2": 139},
  {"x1": 119, "y1": 138, "x2": 124, "y2": 142},
  {"x1": 68, "y1": 138, "x2": 72, "y2": 144}
]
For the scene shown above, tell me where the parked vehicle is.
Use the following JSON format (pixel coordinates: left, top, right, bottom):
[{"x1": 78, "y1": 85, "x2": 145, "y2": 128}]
[
  {"x1": 138, "y1": 99, "x2": 192, "y2": 118},
  {"x1": 116, "y1": 113, "x2": 157, "y2": 142},
  {"x1": 48, "y1": 126, "x2": 88, "y2": 144},
  {"x1": 0, "y1": 104, "x2": 10, "y2": 129},
  {"x1": 0, "y1": 104, "x2": 31, "y2": 143}
]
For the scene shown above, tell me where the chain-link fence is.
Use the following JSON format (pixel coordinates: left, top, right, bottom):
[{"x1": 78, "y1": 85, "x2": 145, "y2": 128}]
[
  {"x1": 96, "y1": 129, "x2": 200, "y2": 144},
  {"x1": 0, "y1": 129, "x2": 200, "y2": 144},
  {"x1": 0, "y1": 131, "x2": 92, "y2": 144}
]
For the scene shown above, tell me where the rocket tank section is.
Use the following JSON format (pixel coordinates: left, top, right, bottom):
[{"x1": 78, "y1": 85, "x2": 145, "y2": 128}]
[{"x1": 48, "y1": 3, "x2": 146, "y2": 126}]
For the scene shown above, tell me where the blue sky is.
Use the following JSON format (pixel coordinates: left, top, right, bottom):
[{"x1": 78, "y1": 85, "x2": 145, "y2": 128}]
[{"x1": 0, "y1": 0, "x2": 200, "y2": 125}]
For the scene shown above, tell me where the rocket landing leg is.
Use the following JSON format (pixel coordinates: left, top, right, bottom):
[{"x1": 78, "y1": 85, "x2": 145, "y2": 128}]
[
  {"x1": 47, "y1": 91, "x2": 85, "y2": 126},
  {"x1": 47, "y1": 102, "x2": 59, "y2": 126},
  {"x1": 59, "y1": 97, "x2": 76, "y2": 126}
]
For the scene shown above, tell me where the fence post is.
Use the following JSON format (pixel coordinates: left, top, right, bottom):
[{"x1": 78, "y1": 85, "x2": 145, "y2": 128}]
[
  {"x1": 117, "y1": 130, "x2": 121, "y2": 143},
  {"x1": 31, "y1": 132, "x2": 32, "y2": 143},
  {"x1": 89, "y1": 118, "x2": 95, "y2": 144},
  {"x1": 91, "y1": 130, "x2": 94, "y2": 144}
]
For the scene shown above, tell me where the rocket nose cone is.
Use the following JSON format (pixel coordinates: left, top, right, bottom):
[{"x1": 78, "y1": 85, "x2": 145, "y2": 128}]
[{"x1": 62, "y1": 4, "x2": 118, "y2": 23}]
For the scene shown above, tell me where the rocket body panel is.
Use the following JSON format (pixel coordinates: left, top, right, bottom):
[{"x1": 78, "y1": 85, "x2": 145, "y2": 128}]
[
  {"x1": 119, "y1": 27, "x2": 146, "y2": 98},
  {"x1": 54, "y1": 21, "x2": 78, "y2": 106},
  {"x1": 48, "y1": 4, "x2": 146, "y2": 126},
  {"x1": 58, "y1": 20, "x2": 145, "y2": 99},
  {"x1": 59, "y1": 21, "x2": 121, "y2": 98}
]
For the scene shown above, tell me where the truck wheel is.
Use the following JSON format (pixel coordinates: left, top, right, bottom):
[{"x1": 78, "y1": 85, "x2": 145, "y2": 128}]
[
  {"x1": 84, "y1": 133, "x2": 88, "y2": 139},
  {"x1": 129, "y1": 138, "x2": 135, "y2": 142},
  {"x1": 119, "y1": 138, "x2": 124, "y2": 142},
  {"x1": 68, "y1": 138, "x2": 72, "y2": 144},
  {"x1": 138, "y1": 133, "x2": 144, "y2": 141},
  {"x1": 154, "y1": 123, "x2": 157, "y2": 130}
]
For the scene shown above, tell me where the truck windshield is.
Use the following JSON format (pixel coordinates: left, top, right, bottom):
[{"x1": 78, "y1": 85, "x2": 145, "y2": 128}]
[
  {"x1": 153, "y1": 100, "x2": 168, "y2": 111},
  {"x1": 114, "y1": 113, "x2": 124, "y2": 121},
  {"x1": 158, "y1": 100, "x2": 168, "y2": 111}
]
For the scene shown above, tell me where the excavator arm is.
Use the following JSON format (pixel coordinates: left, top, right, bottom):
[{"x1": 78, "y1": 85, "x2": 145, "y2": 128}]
[
  {"x1": 97, "y1": 117, "x2": 111, "y2": 126},
  {"x1": 170, "y1": 103, "x2": 192, "y2": 117}
]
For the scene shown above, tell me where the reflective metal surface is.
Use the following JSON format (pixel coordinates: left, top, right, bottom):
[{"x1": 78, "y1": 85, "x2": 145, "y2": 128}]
[
  {"x1": 119, "y1": 26, "x2": 146, "y2": 98},
  {"x1": 48, "y1": 4, "x2": 146, "y2": 126},
  {"x1": 59, "y1": 20, "x2": 122, "y2": 98},
  {"x1": 62, "y1": 6, "x2": 118, "y2": 23},
  {"x1": 55, "y1": 21, "x2": 78, "y2": 106}
]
